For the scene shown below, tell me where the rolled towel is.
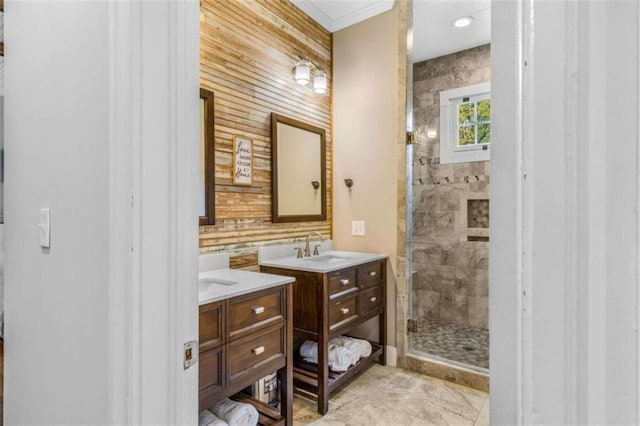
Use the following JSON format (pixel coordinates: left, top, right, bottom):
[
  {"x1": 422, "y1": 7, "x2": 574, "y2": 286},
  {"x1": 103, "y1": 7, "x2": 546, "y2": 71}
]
[
  {"x1": 210, "y1": 398, "x2": 259, "y2": 426},
  {"x1": 329, "y1": 336, "x2": 372, "y2": 359},
  {"x1": 199, "y1": 410, "x2": 229, "y2": 426},
  {"x1": 299, "y1": 340, "x2": 317, "y2": 359},
  {"x1": 300, "y1": 341, "x2": 358, "y2": 372}
]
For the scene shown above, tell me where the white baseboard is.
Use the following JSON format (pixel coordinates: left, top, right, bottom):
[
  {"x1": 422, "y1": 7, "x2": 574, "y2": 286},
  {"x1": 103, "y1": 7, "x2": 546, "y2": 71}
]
[{"x1": 386, "y1": 345, "x2": 397, "y2": 367}]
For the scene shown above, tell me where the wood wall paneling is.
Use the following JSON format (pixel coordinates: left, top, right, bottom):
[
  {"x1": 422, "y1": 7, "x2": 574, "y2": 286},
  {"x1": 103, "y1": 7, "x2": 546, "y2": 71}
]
[{"x1": 200, "y1": 0, "x2": 333, "y2": 268}]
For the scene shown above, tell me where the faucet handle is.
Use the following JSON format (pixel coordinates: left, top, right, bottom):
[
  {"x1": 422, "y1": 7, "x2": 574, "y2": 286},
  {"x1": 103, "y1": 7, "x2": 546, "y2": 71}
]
[
  {"x1": 295, "y1": 247, "x2": 304, "y2": 258},
  {"x1": 313, "y1": 245, "x2": 321, "y2": 256}
]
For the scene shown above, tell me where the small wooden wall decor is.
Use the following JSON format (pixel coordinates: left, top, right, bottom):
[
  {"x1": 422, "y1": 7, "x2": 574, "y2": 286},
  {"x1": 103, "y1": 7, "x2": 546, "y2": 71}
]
[{"x1": 232, "y1": 136, "x2": 253, "y2": 185}]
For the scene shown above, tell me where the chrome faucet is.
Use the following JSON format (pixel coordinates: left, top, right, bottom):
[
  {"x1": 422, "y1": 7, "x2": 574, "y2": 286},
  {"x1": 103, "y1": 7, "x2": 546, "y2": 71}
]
[{"x1": 304, "y1": 231, "x2": 323, "y2": 257}]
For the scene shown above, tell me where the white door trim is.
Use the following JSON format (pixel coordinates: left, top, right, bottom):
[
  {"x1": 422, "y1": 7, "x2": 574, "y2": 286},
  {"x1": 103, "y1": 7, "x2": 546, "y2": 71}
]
[
  {"x1": 492, "y1": 1, "x2": 640, "y2": 424},
  {"x1": 107, "y1": 1, "x2": 200, "y2": 424}
]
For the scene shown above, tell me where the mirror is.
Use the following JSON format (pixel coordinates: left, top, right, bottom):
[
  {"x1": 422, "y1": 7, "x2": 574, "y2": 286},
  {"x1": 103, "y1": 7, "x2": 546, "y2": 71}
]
[
  {"x1": 271, "y1": 113, "x2": 326, "y2": 223},
  {"x1": 200, "y1": 88, "x2": 215, "y2": 225}
]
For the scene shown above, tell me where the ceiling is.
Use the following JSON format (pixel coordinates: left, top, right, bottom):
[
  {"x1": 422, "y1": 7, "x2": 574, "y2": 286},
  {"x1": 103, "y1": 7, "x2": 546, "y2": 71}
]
[
  {"x1": 291, "y1": 0, "x2": 395, "y2": 32},
  {"x1": 290, "y1": 0, "x2": 490, "y2": 63}
]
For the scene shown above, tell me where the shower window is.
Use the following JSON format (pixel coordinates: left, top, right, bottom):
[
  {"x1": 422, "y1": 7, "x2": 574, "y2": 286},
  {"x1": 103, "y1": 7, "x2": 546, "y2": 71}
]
[{"x1": 439, "y1": 82, "x2": 491, "y2": 164}]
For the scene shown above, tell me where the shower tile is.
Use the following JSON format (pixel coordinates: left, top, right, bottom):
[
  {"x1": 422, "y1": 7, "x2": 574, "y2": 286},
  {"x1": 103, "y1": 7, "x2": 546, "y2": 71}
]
[
  {"x1": 432, "y1": 211, "x2": 456, "y2": 236},
  {"x1": 467, "y1": 200, "x2": 490, "y2": 229},
  {"x1": 468, "y1": 297, "x2": 489, "y2": 329},
  {"x1": 439, "y1": 294, "x2": 469, "y2": 324},
  {"x1": 415, "y1": 289, "x2": 440, "y2": 319},
  {"x1": 411, "y1": 319, "x2": 489, "y2": 370},
  {"x1": 468, "y1": 270, "x2": 489, "y2": 297}
]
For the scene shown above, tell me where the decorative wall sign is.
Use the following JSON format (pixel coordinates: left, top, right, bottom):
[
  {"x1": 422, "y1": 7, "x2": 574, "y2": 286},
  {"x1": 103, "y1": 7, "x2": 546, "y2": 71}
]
[{"x1": 232, "y1": 136, "x2": 253, "y2": 185}]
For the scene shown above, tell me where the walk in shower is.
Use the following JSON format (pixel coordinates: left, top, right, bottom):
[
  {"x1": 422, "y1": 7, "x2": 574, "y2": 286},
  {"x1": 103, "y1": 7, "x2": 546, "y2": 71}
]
[{"x1": 407, "y1": 44, "x2": 491, "y2": 372}]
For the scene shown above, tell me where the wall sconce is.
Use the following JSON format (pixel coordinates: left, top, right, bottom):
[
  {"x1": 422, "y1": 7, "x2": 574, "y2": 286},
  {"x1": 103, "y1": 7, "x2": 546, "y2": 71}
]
[
  {"x1": 293, "y1": 58, "x2": 328, "y2": 95},
  {"x1": 293, "y1": 59, "x2": 312, "y2": 85},
  {"x1": 311, "y1": 181, "x2": 320, "y2": 190},
  {"x1": 313, "y1": 70, "x2": 327, "y2": 94},
  {"x1": 344, "y1": 179, "x2": 354, "y2": 188}
]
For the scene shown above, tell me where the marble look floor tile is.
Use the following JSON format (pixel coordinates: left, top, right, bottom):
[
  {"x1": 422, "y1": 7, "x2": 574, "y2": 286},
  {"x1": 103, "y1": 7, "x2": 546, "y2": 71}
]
[
  {"x1": 474, "y1": 398, "x2": 489, "y2": 426},
  {"x1": 293, "y1": 365, "x2": 489, "y2": 426},
  {"x1": 412, "y1": 400, "x2": 476, "y2": 426}
]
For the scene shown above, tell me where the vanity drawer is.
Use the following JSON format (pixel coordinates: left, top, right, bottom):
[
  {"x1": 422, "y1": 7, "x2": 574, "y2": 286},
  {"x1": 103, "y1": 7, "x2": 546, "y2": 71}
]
[
  {"x1": 228, "y1": 323, "x2": 285, "y2": 381},
  {"x1": 228, "y1": 286, "x2": 285, "y2": 340},
  {"x1": 357, "y1": 261, "x2": 383, "y2": 289},
  {"x1": 358, "y1": 285, "x2": 384, "y2": 315},
  {"x1": 329, "y1": 294, "x2": 358, "y2": 330},
  {"x1": 328, "y1": 269, "x2": 357, "y2": 297},
  {"x1": 199, "y1": 301, "x2": 224, "y2": 351},
  {"x1": 199, "y1": 345, "x2": 224, "y2": 395}
]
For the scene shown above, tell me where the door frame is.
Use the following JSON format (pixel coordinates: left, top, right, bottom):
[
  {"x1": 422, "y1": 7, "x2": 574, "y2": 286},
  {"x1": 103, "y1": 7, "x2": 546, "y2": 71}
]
[{"x1": 107, "y1": 1, "x2": 200, "y2": 423}]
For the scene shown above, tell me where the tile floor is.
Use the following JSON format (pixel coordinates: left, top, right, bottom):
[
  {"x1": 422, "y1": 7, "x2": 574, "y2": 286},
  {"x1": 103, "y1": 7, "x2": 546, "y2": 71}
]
[
  {"x1": 411, "y1": 319, "x2": 489, "y2": 370},
  {"x1": 292, "y1": 364, "x2": 489, "y2": 425}
]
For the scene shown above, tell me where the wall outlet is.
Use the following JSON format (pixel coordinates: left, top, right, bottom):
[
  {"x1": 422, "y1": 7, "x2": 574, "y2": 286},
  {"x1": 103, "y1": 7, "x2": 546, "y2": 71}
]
[{"x1": 352, "y1": 220, "x2": 365, "y2": 236}]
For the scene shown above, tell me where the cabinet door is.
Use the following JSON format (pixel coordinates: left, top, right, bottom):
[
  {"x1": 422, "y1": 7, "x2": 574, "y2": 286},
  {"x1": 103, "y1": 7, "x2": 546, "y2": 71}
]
[
  {"x1": 199, "y1": 301, "x2": 224, "y2": 351},
  {"x1": 198, "y1": 346, "x2": 225, "y2": 410}
]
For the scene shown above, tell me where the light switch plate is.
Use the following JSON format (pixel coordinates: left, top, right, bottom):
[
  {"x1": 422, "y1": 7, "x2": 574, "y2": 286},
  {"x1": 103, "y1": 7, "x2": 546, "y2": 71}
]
[
  {"x1": 352, "y1": 220, "x2": 365, "y2": 236},
  {"x1": 39, "y1": 208, "x2": 50, "y2": 248}
]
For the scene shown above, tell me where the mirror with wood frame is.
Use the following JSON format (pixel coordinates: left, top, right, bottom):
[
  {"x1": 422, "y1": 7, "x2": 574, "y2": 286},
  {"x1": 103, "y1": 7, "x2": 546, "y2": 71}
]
[
  {"x1": 271, "y1": 113, "x2": 326, "y2": 223},
  {"x1": 200, "y1": 88, "x2": 215, "y2": 225}
]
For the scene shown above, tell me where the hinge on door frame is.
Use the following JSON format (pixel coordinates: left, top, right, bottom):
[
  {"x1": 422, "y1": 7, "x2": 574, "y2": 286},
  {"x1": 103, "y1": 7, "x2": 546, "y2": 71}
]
[
  {"x1": 406, "y1": 131, "x2": 415, "y2": 145},
  {"x1": 407, "y1": 318, "x2": 418, "y2": 333}
]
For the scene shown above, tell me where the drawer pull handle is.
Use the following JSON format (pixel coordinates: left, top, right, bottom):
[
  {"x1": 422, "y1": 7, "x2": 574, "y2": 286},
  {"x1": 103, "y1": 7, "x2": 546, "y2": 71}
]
[
  {"x1": 252, "y1": 306, "x2": 265, "y2": 314},
  {"x1": 369, "y1": 271, "x2": 377, "y2": 277},
  {"x1": 253, "y1": 346, "x2": 265, "y2": 355},
  {"x1": 340, "y1": 279, "x2": 350, "y2": 285},
  {"x1": 370, "y1": 296, "x2": 377, "y2": 302},
  {"x1": 340, "y1": 308, "x2": 350, "y2": 315}
]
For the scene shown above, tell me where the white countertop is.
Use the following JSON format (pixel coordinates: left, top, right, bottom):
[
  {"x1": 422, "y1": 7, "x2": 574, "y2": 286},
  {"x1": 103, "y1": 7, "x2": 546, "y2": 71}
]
[
  {"x1": 258, "y1": 241, "x2": 388, "y2": 273},
  {"x1": 198, "y1": 253, "x2": 295, "y2": 305}
]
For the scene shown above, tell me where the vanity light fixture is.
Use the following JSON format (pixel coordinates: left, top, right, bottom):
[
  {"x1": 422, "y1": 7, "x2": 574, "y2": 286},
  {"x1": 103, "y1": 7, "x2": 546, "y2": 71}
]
[
  {"x1": 453, "y1": 16, "x2": 474, "y2": 28},
  {"x1": 293, "y1": 58, "x2": 328, "y2": 95},
  {"x1": 293, "y1": 59, "x2": 312, "y2": 85},
  {"x1": 313, "y1": 70, "x2": 328, "y2": 94}
]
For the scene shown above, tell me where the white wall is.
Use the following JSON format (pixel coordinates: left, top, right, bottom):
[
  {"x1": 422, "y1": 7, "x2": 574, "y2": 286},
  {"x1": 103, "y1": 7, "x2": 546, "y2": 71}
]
[
  {"x1": 491, "y1": 0, "x2": 640, "y2": 423},
  {"x1": 5, "y1": 1, "x2": 200, "y2": 424},
  {"x1": 333, "y1": 5, "x2": 400, "y2": 347},
  {"x1": 5, "y1": 2, "x2": 110, "y2": 423}
]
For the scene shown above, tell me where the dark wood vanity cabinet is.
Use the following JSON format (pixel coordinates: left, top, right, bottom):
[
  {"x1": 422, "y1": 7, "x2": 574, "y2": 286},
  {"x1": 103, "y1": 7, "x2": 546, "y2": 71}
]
[
  {"x1": 260, "y1": 260, "x2": 387, "y2": 415},
  {"x1": 199, "y1": 284, "x2": 293, "y2": 426}
]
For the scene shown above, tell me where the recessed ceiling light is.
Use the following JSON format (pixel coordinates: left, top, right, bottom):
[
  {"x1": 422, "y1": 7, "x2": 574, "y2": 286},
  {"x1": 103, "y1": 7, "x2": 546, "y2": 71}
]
[{"x1": 453, "y1": 16, "x2": 474, "y2": 28}]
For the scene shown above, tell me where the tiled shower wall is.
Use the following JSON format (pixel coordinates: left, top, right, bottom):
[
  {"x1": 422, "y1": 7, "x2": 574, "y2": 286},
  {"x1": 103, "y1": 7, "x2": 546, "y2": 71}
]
[{"x1": 412, "y1": 44, "x2": 491, "y2": 329}]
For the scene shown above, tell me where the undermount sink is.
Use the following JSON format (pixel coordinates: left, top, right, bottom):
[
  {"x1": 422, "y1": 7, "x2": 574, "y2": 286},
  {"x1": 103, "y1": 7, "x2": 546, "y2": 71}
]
[
  {"x1": 304, "y1": 254, "x2": 353, "y2": 262},
  {"x1": 199, "y1": 277, "x2": 239, "y2": 288}
]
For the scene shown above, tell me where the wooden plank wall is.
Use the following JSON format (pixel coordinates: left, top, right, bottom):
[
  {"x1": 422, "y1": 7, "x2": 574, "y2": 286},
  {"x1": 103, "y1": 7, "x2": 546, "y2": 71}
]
[{"x1": 200, "y1": 0, "x2": 333, "y2": 269}]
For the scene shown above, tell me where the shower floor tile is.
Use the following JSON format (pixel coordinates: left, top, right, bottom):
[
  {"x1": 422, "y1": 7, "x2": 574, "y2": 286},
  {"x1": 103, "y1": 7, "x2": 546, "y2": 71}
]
[{"x1": 411, "y1": 319, "x2": 489, "y2": 369}]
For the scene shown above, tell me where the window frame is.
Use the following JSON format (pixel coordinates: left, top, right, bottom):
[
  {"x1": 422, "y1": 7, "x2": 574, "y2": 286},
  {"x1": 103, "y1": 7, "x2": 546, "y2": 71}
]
[{"x1": 439, "y1": 82, "x2": 491, "y2": 164}]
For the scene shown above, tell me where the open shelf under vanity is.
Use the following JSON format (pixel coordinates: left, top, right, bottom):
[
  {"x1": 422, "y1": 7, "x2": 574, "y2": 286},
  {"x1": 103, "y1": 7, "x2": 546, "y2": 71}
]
[{"x1": 292, "y1": 340, "x2": 384, "y2": 394}]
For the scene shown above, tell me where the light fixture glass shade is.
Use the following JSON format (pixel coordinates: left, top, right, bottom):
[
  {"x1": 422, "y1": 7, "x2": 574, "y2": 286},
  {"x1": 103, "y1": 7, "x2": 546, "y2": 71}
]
[
  {"x1": 313, "y1": 70, "x2": 327, "y2": 94},
  {"x1": 293, "y1": 60, "x2": 311, "y2": 85}
]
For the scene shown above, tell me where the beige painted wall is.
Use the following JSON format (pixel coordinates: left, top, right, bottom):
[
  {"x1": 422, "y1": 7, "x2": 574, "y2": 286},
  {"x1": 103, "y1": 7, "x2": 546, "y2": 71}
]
[{"x1": 333, "y1": 5, "x2": 403, "y2": 347}]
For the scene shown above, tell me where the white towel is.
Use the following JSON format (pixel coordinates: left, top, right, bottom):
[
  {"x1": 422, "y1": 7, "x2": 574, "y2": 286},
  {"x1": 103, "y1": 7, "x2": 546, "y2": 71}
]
[
  {"x1": 199, "y1": 410, "x2": 229, "y2": 426},
  {"x1": 210, "y1": 398, "x2": 259, "y2": 426},
  {"x1": 300, "y1": 340, "x2": 358, "y2": 372},
  {"x1": 329, "y1": 336, "x2": 372, "y2": 359}
]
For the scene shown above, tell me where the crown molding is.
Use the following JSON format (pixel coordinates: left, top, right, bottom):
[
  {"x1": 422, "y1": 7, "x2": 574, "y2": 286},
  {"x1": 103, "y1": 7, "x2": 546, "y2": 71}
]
[{"x1": 291, "y1": 0, "x2": 395, "y2": 33}]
